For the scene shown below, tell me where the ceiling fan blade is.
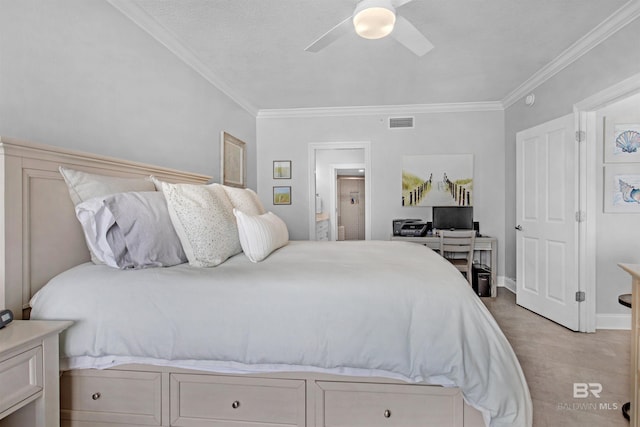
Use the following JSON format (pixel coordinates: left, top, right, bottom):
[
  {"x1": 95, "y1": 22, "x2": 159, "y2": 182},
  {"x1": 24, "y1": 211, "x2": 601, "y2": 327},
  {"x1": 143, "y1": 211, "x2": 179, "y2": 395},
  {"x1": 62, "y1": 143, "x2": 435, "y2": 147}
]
[
  {"x1": 391, "y1": 15, "x2": 434, "y2": 57},
  {"x1": 392, "y1": 0, "x2": 414, "y2": 8},
  {"x1": 304, "y1": 16, "x2": 353, "y2": 53}
]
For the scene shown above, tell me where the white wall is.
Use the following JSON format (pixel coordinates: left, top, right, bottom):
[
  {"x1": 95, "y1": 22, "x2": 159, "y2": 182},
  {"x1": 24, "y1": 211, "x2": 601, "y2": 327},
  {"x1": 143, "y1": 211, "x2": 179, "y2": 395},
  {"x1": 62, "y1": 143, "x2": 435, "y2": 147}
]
[
  {"x1": 595, "y1": 94, "x2": 640, "y2": 317},
  {"x1": 504, "y1": 17, "x2": 640, "y2": 323},
  {"x1": 257, "y1": 110, "x2": 507, "y2": 276},
  {"x1": 0, "y1": 0, "x2": 256, "y2": 187},
  {"x1": 504, "y1": 17, "x2": 640, "y2": 281}
]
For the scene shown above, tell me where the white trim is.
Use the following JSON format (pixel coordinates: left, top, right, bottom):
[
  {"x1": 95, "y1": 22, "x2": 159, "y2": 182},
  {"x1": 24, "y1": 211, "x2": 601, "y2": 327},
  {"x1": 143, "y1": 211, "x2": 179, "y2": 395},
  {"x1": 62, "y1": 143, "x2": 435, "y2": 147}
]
[
  {"x1": 596, "y1": 314, "x2": 631, "y2": 330},
  {"x1": 106, "y1": 0, "x2": 258, "y2": 117},
  {"x1": 574, "y1": 72, "x2": 640, "y2": 111},
  {"x1": 308, "y1": 142, "x2": 372, "y2": 241},
  {"x1": 499, "y1": 276, "x2": 517, "y2": 294},
  {"x1": 502, "y1": 0, "x2": 640, "y2": 108},
  {"x1": 258, "y1": 102, "x2": 504, "y2": 119}
]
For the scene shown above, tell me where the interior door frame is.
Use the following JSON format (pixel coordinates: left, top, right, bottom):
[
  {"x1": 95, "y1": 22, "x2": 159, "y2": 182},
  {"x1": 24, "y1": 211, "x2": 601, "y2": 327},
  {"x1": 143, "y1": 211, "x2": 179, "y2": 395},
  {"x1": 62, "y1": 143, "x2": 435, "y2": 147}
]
[
  {"x1": 307, "y1": 142, "x2": 372, "y2": 241},
  {"x1": 574, "y1": 72, "x2": 640, "y2": 332}
]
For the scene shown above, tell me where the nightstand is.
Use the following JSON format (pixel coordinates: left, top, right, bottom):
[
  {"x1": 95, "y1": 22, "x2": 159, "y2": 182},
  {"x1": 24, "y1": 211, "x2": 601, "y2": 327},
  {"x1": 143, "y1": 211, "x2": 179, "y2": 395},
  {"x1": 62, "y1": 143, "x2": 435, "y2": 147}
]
[{"x1": 0, "y1": 320, "x2": 72, "y2": 427}]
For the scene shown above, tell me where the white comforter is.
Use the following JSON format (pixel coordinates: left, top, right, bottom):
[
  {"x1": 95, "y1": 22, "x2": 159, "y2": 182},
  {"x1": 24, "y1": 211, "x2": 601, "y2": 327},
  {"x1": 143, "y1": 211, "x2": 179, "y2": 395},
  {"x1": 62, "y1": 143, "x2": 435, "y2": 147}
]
[{"x1": 30, "y1": 240, "x2": 531, "y2": 427}]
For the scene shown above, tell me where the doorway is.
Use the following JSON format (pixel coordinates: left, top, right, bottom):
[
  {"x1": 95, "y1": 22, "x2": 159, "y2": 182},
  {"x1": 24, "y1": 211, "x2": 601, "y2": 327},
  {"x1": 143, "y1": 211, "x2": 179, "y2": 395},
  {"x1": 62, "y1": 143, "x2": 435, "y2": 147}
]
[
  {"x1": 336, "y1": 172, "x2": 366, "y2": 240},
  {"x1": 308, "y1": 142, "x2": 371, "y2": 241}
]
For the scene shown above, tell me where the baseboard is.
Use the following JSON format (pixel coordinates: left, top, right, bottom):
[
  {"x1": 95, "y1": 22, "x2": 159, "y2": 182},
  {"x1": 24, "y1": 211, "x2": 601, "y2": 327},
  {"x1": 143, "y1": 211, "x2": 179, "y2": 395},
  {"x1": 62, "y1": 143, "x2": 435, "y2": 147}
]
[
  {"x1": 497, "y1": 276, "x2": 630, "y2": 330},
  {"x1": 498, "y1": 276, "x2": 517, "y2": 294},
  {"x1": 596, "y1": 314, "x2": 631, "y2": 330}
]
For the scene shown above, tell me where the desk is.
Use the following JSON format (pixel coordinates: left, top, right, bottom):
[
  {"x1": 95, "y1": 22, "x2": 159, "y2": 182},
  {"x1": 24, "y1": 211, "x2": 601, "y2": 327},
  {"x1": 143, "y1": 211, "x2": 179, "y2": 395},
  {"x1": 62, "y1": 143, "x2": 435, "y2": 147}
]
[{"x1": 391, "y1": 235, "x2": 498, "y2": 297}]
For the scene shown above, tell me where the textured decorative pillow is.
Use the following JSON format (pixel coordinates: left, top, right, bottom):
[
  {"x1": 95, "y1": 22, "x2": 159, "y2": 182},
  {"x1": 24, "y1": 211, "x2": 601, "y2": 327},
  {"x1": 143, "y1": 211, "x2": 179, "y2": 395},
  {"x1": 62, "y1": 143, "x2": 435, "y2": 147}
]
[
  {"x1": 161, "y1": 182, "x2": 241, "y2": 267},
  {"x1": 60, "y1": 166, "x2": 155, "y2": 205},
  {"x1": 233, "y1": 209, "x2": 289, "y2": 262},
  {"x1": 103, "y1": 192, "x2": 187, "y2": 269},
  {"x1": 220, "y1": 184, "x2": 266, "y2": 216}
]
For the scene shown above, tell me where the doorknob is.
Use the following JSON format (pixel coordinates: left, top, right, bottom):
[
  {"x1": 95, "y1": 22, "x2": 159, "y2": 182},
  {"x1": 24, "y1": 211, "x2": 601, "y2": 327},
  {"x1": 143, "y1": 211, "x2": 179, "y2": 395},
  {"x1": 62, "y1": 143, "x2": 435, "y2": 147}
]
[{"x1": 515, "y1": 225, "x2": 523, "y2": 231}]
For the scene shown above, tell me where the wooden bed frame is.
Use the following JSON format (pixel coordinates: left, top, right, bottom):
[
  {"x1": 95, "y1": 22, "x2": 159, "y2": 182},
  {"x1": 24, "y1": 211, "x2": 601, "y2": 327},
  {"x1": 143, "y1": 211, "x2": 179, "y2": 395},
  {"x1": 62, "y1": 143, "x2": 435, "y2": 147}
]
[{"x1": 0, "y1": 137, "x2": 485, "y2": 427}]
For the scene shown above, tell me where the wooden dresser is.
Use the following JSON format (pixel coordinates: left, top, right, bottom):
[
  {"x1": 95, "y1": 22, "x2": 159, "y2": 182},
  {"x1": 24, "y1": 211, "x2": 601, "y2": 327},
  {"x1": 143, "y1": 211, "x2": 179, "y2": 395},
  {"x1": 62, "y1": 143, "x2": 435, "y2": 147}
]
[{"x1": 621, "y1": 264, "x2": 640, "y2": 427}]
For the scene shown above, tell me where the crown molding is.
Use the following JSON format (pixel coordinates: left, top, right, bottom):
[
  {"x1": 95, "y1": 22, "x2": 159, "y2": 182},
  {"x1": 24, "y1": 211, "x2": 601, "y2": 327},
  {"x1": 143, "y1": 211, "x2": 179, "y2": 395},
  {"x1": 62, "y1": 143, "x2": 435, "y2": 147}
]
[
  {"x1": 257, "y1": 101, "x2": 505, "y2": 119},
  {"x1": 502, "y1": 0, "x2": 640, "y2": 109},
  {"x1": 106, "y1": 0, "x2": 259, "y2": 117}
]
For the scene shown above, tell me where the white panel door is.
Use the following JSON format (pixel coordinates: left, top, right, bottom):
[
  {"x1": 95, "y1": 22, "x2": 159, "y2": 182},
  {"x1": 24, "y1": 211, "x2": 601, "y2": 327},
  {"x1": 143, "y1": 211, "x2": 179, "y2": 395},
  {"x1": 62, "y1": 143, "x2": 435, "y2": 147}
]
[{"x1": 516, "y1": 114, "x2": 580, "y2": 331}]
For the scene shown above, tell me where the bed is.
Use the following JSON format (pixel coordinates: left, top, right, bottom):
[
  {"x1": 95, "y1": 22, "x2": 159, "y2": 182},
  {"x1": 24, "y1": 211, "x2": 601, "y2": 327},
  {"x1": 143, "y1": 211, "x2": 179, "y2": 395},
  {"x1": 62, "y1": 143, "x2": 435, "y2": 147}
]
[{"x1": 0, "y1": 137, "x2": 532, "y2": 427}]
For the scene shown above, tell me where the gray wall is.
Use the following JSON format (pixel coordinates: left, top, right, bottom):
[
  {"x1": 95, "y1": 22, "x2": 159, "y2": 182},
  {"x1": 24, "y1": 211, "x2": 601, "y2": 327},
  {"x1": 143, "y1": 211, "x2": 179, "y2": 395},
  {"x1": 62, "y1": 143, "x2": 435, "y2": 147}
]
[
  {"x1": 504, "y1": 18, "x2": 640, "y2": 320},
  {"x1": 257, "y1": 110, "x2": 506, "y2": 276},
  {"x1": 595, "y1": 94, "x2": 640, "y2": 316},
  {"x1": 0, "y1": 0, "x2": 256, "y2": 187}
]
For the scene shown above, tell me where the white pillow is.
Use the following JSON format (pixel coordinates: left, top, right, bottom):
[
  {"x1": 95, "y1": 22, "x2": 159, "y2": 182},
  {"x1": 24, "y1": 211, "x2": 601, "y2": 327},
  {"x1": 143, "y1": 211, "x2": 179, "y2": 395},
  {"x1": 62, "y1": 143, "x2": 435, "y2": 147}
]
[
  {"x1": 161, "y1": 182, "x2": 241, "y2": 267},
  {"x1": 75, "y1": 192, "x2": 187, "y2": 269},
  {"x1": 60, "y1": 166, "x2": 155, "y2": 205},
  {"x1": 233, "y1": 209, "x2": 289, "y2": 262},
  {"x1": 220, "y1": 184, "x2": 266, "y2": 216},
  {"x1": 75, "y1": 197, "x2": 119, "y2": 267}
]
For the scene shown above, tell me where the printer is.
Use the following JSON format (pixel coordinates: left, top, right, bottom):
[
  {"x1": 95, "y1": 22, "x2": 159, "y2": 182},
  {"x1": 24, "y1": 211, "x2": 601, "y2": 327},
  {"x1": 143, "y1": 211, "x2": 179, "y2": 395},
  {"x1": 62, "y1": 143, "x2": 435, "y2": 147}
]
[{"x1": 393, "y1": 219, "x2": 430, "y2": 237}]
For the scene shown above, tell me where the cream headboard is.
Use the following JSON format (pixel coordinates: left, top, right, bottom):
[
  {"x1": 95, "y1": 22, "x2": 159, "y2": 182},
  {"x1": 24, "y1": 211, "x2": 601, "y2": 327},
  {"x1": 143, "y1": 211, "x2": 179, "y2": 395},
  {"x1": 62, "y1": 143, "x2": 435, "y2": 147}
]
[{"x1": 0, "y1": 137, "x2": 210, "y2": 319}]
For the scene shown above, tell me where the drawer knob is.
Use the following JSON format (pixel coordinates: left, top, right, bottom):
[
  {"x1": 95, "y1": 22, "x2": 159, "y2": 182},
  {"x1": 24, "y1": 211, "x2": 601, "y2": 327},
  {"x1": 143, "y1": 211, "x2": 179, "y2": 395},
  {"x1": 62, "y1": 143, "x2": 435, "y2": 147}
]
[
  {"x1": 384, "y1": 409, "x2": 392, "y2": 418},
  {"x1": 91, "y1": 392, "x2": 101, "y2": 401},
  {"x1": 231, "y1": 400, "x2": 240, "y2": 409}
]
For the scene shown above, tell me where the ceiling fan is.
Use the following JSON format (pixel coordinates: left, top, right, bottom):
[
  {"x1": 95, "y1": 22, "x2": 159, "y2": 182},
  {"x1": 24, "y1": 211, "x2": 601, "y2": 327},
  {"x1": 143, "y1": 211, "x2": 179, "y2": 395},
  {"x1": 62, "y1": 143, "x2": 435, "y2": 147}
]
[{"x1": 304, "y1": 0, "x2": 434, "y2": 57}]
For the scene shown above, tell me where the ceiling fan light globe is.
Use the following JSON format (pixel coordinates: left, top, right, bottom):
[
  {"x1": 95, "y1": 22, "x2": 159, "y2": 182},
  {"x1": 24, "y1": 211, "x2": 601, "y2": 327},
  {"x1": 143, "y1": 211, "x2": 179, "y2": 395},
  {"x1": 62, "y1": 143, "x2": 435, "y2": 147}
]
[{"x1": 353, "y1": 1, "x2": 396, "y2": 40}]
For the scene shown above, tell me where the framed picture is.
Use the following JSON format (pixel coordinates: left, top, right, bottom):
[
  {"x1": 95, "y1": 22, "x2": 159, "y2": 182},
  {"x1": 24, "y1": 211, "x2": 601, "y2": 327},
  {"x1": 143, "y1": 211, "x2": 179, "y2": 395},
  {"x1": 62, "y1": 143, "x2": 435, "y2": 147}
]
[
  {"x1": 221, "y1": 132, "x2": 246, "y2": 188},
  {"x1": 604, "y1": 118, "x2": 640, "y2": 163},
  {"x1": 401, "y1": 154, "x2": 473, "y2": 207},
  {"x1": 273, "y1": 186, "x2": 291, "y2": 205},
  {"x1": 273, "y1": 160, "x2": 292, "y2": 179},
  {"x1": 604, "y1": 164, "x2": 640, "y2": 213}
]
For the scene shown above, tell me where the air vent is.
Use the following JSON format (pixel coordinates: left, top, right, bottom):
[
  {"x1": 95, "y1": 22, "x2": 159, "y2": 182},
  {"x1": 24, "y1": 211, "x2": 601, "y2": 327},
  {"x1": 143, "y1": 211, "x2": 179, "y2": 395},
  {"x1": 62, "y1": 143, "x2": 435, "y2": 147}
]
[{"x1": 389, "y1": 117, "x2": 414, "y2": 129}]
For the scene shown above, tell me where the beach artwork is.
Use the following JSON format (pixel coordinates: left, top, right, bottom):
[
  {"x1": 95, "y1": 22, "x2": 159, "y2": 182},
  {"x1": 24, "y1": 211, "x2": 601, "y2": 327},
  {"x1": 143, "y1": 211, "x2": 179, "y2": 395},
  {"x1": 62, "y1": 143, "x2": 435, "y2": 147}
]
[
  {"x1": 605, "y1": 121, "x2": 640, "y2": 163},
  {"x1": 605, "y1": 165, "x2": 640, "y2": 213},
  {"x1": 402, "y1": 154, "x2": 473, "y2": 207}
]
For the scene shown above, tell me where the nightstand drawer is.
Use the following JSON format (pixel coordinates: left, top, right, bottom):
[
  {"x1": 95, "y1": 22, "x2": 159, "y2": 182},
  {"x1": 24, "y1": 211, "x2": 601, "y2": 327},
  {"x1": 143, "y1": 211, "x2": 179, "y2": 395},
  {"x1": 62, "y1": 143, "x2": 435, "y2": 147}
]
[
  {"x1": 61, "y1": 369, "x2": 162, "y2": 425},
  {"x1": 0, "y1": 346, "x2": 43, "y2": 415},
  {"x1": 315, "y1": 381, "x2": 464, "y2": 427},
  {"x1": 170, "y1": 373, "x2": 305, "y2": 426}
]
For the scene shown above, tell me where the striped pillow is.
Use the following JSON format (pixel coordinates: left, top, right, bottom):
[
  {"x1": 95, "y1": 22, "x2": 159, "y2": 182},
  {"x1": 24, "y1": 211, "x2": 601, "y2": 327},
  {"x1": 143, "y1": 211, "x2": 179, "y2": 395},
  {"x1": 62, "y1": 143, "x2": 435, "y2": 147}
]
[{"x1": 233, "y1": 209, "x2": 289, "y2": 262}]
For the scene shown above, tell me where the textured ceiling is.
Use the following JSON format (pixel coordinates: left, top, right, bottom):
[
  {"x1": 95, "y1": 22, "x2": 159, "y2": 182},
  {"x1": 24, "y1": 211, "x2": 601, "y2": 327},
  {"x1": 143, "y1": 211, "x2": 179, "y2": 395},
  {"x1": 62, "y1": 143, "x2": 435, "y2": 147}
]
[{"x1": 129, "y1": 0, "x2": 629, "y2": 111}]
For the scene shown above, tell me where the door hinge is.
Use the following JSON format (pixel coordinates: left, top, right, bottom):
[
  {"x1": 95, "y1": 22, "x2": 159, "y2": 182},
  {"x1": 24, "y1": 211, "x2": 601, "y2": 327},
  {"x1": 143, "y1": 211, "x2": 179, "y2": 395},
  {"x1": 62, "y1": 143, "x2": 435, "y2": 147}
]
[
  {"x1": 576, "y1": 291, "x2": 586, "y2": 302},
  {"x1": 575, "y1": 130, "x2": 586, "y2": 143},
  {"x1": 575, "y1": 211, "x2": 586, "y2": 222}
]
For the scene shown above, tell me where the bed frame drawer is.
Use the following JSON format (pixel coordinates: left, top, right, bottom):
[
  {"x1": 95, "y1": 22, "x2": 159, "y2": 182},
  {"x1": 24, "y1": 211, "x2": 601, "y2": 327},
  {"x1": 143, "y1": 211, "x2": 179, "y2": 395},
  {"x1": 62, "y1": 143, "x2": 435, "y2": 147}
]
[
  {"x1": 60, "y1": 369, "x2": 162, "y2": 426},
  {"x1": 315, "y1": 381, "x2": 464, "y2": 427},
  {"x1": 170, "y1": 373, "x2": 305, "y2": 426}
]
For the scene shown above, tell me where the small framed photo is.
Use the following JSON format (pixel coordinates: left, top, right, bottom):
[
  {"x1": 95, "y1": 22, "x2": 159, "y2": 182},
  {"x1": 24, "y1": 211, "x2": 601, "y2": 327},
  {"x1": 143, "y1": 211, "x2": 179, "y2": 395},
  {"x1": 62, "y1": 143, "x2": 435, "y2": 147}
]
[
  {"x1": 273, "y1": 160, "x2": 292, "y2": 179},
  {"x1": 221, "y1": 132, "x2": 246, "y2": 188},
  {"x1": 604, "y1": 164, "x2": 640, "y2": 213},
  {"x1": 273, "y1": 186, "x2": 291, "y2": 205}
]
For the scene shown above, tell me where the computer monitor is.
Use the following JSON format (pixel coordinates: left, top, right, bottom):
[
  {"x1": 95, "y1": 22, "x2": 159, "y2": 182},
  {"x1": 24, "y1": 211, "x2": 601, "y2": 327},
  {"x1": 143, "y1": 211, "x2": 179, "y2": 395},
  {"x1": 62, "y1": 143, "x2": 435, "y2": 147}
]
[{"x1": 432, "y1": 206, "x2": 473, "y2": 230}]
